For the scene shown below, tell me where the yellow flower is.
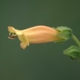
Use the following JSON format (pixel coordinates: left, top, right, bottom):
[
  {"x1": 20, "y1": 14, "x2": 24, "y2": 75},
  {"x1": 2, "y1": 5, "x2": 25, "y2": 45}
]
[{"x1": 8, "y1": 25, "x2": 71, "y2": 49}]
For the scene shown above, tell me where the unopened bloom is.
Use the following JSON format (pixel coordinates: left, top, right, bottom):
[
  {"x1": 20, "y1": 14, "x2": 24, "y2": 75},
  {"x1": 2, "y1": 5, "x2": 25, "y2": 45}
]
[{"x1": 8, "y1": 25, "x2": 72, "y2": 49}]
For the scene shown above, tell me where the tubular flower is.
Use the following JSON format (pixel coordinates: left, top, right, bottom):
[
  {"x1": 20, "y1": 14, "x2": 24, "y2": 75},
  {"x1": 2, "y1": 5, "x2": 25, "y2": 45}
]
[{"x1": 8, "y1": 25, "x2": 72, "y2": 49}]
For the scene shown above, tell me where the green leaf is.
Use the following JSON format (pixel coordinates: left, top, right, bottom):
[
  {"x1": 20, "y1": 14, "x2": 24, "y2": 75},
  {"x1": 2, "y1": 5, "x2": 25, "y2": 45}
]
[
  {"x1": 55, "y1": 26, "x2": 72, "y2": 42},
  {"x1": 63, "y1": 45, "x2": 80, "y2": 60}
]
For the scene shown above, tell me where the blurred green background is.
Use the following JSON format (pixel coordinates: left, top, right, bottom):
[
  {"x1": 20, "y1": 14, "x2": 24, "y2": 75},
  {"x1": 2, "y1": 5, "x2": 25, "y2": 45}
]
[{"x1": 0, "y1": 0, "x2": 80, "y2": 80}]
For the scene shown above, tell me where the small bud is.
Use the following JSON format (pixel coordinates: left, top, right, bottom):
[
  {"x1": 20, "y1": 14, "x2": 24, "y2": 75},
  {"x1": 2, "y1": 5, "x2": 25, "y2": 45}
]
[{"x1": 64, "y1": 45, "x2": 80, "y2": 60}]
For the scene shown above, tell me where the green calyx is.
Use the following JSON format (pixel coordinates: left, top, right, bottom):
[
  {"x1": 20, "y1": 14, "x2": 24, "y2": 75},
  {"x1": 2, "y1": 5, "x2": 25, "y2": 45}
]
[
  {"x1": 53, "y1": 26, "x2": 80, "y2": 60},
  {"x1": 55, "y1": 26, "x2": 72, "y2": 42}
]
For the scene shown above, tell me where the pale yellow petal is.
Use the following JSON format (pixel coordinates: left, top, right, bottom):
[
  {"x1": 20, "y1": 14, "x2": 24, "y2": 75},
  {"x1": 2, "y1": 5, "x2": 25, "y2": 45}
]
[{"x1": 20, "y1": 42, "x2": 28, "y2": 49}]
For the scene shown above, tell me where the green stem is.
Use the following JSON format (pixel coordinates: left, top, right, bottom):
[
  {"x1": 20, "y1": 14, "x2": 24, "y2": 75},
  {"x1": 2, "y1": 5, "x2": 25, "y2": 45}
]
[{"x1": 72, "y1": 34, "x2": 80, "y2": 47}]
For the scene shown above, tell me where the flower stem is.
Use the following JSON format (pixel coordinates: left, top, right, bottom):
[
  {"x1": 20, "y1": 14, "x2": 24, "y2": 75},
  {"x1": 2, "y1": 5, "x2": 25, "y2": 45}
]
[{"x1": 72, "y1": 34, "x2": 80, "y2": 47}]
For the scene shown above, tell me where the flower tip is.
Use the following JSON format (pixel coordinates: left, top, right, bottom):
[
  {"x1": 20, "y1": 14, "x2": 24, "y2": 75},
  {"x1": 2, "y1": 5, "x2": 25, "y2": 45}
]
[{"x1": 8, "y1": 26, "x2": 15, "y2": 33}]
